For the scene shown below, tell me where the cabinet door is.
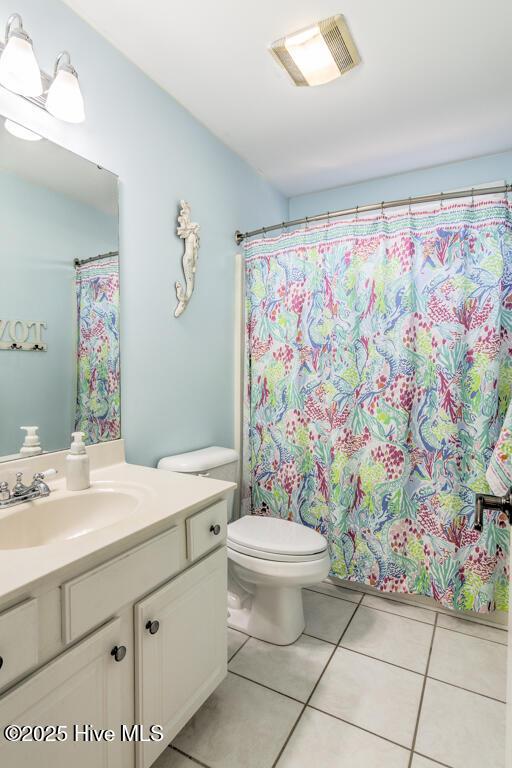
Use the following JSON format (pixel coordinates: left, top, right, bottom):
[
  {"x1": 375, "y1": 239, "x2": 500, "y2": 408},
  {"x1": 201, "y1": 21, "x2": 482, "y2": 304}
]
[
  {"x1": 135, "y1": 547, "x2": 227, "y2": 768},
  {"x1": 0, "y1": 618, "x2": 129, "y2": 768}
]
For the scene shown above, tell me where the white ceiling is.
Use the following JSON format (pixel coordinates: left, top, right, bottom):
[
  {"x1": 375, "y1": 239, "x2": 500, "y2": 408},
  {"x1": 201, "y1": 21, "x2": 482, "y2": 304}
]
[{"x1": 62, "y1": 0, "x2": 512, "y2": 197}]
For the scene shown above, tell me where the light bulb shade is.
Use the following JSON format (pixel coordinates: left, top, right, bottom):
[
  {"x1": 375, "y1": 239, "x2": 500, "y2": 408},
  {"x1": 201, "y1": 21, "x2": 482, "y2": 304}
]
[
  {"x1": 0, "y1": 34, "x2": 42, "y2": 96},
  {"x1": 284, "y1": 26, "x2": 339, "y2": 87},
  {"x1": 4, "y1": 118, "x2": 42, "y2": 141},
  {"x1": 270, "y1": 15, "x2": 360, "y2": 87},
  {"x1": 46, "y1": 68, "x2": 85, "y2": 123}
]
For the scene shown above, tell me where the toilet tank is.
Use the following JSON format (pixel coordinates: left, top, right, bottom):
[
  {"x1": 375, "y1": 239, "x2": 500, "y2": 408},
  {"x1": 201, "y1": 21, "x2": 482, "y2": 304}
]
[{"x1": 157, "y1": 446, "x2": 239, "y2": 518}]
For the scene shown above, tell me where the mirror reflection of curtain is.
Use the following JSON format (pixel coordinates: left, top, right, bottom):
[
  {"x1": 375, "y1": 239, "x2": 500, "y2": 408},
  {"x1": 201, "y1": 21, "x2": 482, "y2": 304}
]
[{"x1": 75, "y1": 254, "x2": 120, "y2": 444}]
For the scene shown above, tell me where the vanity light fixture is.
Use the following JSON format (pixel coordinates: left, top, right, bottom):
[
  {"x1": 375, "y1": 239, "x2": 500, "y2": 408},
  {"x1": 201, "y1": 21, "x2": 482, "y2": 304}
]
[
  {"x1": 0, "y1": 13, "x2": 42, "y2": 97},
  {"x1": 46, "y1": 51, "x2": 85, "y2": 124},
  {"x1": 0, "y1": 14, "x2": 85, "y2": 124},
  {"x1": 270, "y1": 14, "x2": 360, "y2": 87},
  {"x1": 4, "y1": 117, "x2": 42, "y2": 141}
]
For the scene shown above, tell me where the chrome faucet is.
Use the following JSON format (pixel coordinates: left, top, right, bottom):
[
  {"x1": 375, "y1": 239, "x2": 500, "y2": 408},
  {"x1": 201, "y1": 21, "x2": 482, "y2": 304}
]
[{"x1": 0, "y1": 469, "x2": 58, "y2": 509}]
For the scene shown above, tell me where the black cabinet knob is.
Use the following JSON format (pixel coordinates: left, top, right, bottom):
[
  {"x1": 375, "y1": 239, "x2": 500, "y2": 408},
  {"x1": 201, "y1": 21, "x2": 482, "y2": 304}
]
[
  {"x1": 210, "y1": 524, "x2": 221, "y2": 536},
  {"x1": 145, "y1": 620, "x2": 160, "y2": 635},
  {"x1": 111, "y1": 645, "x2": 127, "y2": 662}
]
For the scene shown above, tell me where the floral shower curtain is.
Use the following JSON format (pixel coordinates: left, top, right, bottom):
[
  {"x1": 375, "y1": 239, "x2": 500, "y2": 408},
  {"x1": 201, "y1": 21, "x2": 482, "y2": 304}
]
[
  {"x1": 243, "y1": 199, "x2": 512, "y2": 612},
  {"x1": 75, "y1": 254, "x2": 120, "y2": 444}
]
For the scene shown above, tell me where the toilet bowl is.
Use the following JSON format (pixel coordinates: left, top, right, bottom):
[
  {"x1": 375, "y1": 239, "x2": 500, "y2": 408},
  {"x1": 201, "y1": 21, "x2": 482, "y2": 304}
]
[{"x1": 227, "y1": 516, "x2": 330, "y2": 645}]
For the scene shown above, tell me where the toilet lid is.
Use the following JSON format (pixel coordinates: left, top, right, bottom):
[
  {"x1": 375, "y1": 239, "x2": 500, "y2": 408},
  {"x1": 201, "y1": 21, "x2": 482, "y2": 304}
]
[{"x1": 227, "y1": 516, "x2": 327, "y2": 558}]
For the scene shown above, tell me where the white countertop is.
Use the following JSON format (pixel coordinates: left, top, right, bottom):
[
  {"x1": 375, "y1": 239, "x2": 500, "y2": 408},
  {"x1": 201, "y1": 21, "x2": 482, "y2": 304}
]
[{"x1": 0, "y1": 442, "x2": 235, "y2": 604}]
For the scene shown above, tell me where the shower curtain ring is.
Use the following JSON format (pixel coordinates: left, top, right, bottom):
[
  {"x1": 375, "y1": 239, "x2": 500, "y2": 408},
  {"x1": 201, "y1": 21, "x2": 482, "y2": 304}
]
[
  {"x1": 355, "y1": 205, "x2": 359, "y2": 221},
  {"x1": 305, "y1": 216, "x2": 309, "y2": 231},
  {"x1": 439, "y1": 191, "x2": 444, "y2": 209},
  {"x1": 471, "y1": 188, "x2": 475, "y2": 207},
  {"x1": 408, "y1": 197, "x2": 412, "y2": 215},
  {"x1": 381, "y1": 201, "x2": 385, "y2": 218}
]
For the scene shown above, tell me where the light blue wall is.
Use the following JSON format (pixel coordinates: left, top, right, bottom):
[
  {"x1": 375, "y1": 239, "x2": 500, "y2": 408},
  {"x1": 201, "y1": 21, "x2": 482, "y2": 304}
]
[
  {"x1": 0, "y1": 169, "x2": 117, "y2": 457},
  {"x1": 0, "y1": 0, "x2": 287, "y2": 467},
  {"x1": 289, "y1": 150, "x2": 512, "y2": 219}
]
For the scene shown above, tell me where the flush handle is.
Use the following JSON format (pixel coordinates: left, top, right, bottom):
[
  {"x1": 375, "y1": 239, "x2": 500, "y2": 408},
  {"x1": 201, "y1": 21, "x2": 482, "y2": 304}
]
[
  {"x1": 111, "y1": 645, "x2": 127, "y2": 662},
  {"x1": 210, "y1": 524, "x2": 221, "y2": 536},
  {"x1": 145, "y1": 620, "x2": 160, "y2": 635},
  {"x1": 0, "y1": 656, "x2": 3, "y2": 671}
]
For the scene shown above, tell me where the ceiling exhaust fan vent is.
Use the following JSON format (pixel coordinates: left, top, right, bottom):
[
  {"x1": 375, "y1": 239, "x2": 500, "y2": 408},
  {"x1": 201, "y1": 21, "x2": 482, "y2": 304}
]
[{"x1": 270, "y1": 14, "x2": 360, "y2": 87}]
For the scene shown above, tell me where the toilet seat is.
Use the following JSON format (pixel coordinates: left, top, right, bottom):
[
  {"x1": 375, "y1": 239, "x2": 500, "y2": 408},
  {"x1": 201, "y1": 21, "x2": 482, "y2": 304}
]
[
  {"x1": 227, "y1": 540, "x2": 328, "y2": 562},
  {"x1": 227, "y1": 515, "x2": 327, "y2": 563}
]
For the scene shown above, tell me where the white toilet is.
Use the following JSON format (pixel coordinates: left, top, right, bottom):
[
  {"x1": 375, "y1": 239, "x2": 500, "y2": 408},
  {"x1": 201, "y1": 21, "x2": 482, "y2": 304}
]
[
  {"x1": 158, "y1": 446, "x2": 331, "y2": 646},
  {"x1": 227, "y1": 515, "x2": 330, "y2": 645}
]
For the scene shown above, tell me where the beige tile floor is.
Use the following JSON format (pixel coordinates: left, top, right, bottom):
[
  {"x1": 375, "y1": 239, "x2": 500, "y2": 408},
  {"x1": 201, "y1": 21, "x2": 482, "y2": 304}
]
[{"x1": 154, "y1": 583, "x2": 507, "y2": 768}]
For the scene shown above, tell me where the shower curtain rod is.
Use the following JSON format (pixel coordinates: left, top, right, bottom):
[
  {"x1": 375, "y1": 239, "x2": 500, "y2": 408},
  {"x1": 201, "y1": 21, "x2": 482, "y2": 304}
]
[
  {"x1": 234, "y1": 183, "x2": 511, "y2": 245},
  {"x1": 74, "y1": 250, "x2": 119, "y2": 268}
]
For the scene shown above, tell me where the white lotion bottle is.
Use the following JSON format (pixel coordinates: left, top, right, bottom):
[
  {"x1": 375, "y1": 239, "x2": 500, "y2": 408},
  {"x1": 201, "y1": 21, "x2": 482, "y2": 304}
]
[{"x1": 66, "y1": 431, "x2": 90, "y2": 491}]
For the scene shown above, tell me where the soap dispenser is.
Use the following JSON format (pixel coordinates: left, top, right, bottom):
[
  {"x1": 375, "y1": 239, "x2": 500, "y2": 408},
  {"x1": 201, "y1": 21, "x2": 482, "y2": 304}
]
[
  {"x1": 66, "y1": 431, "x2": 90, "y2": 491},
  {"x1": 20, "y1": 426, "x2": 42, "y2": 457}
]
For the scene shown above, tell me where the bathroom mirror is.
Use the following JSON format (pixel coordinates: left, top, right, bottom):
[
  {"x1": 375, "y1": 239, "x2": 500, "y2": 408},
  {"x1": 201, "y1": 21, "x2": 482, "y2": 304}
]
[{"x1": 0, "y1": 117, "x2": 119, "y2": 462}]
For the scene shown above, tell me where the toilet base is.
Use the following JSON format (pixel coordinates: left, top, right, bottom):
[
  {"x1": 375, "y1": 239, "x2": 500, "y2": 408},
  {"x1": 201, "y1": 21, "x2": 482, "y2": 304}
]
[
  {"x1": 227, "y1": 544, "x2": 331, "y2": 646},
  {"x1": 228, "y1": 584, "x2": 305, "y2": 646}
]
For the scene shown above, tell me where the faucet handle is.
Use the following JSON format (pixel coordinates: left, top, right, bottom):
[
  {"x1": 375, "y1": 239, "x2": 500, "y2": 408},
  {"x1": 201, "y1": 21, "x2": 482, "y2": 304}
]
[
  {"x1": 12, "y1": 472, "x2": 28, "y2": 496},
  {"x1": 33, "y1": 469, "x2": 58, "y2": 481}
]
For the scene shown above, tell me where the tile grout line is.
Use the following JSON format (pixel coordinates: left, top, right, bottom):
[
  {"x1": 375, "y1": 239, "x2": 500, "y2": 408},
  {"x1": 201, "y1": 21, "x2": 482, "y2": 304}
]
[
  {"x1": 326, "y1": 581, "x2": 508, "y2": 628},
  {"x1": 413, "y1": 750, "x2": 454, "y2": 768},
  {"x1": 337, "y1": 644, "x2": 424, "y2": 675},
  {"x1": 233, "y1": 629, "x2": 330, "y2": 651},
  {"x1": 407, "y1": 612, "x2": 438, "y2": 768},
  {"x1": 306, "y1": 704, "x2": 413, "y2": 752},
  {"x1": 302, "y1": 630, "x2": 337, "y2": 645},
  {"x1": 305, "y1": 587, "x2": 363, "y2": 604},
  {"x1": 307, "y1": 588, "x2": 505, "y2": 643},
  {"x1": 311, "y1": 588, "x2": 499, "y2": 636},
  {"x1": 432, "y1": 623, "x2": 507, "y2": 646},
  {"x1": 270, "y1": 597, "x2": 364, "y2": 767},
  {"x1": 359, "y1": 604, "x2": 435, "y2": 626},
  {"x1": 171, "y1": 744, "x2": 212, "y2": 768},
  {"x1": 426, "y1": 675, "x2": 506, "y2": 704},
  {"x1": 228, "y1": 669, "x2": 305, "y2": 705},
  {"x1": 227, "y1": 632, "x2": 251, "y2": 663}
]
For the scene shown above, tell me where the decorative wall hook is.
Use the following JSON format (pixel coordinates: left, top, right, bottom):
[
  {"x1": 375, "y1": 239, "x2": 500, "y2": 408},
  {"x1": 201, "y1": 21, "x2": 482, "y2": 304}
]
[
  {"x1": 0, "y1": 319, "x2": 47, "y2": 351},
  {"x1": 174, "y1": 200, "x2": 200, "y2": 318}
]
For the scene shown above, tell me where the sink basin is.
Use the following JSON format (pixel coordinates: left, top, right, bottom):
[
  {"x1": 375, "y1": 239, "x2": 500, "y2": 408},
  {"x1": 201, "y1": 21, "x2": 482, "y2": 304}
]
[{"x1": 0, "y1": 485, "x2": 146, "y2": 549}]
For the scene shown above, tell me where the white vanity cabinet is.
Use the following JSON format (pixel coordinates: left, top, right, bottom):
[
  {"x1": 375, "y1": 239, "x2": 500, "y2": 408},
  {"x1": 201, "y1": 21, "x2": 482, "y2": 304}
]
[
  {"x1": 0, "y1": 618, "x2": 126, "y2": 768},
  {"x1": 0, "y1": 497, "x2": 228, "y2": 768},
  {"x1": 135, "y1": 547, "x2": 227, "y2": 768}
]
